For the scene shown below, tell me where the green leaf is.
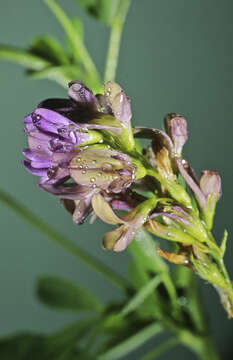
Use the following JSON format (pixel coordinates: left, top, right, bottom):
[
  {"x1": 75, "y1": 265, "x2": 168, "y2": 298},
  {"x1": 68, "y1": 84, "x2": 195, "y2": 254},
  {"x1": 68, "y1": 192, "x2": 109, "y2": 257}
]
[
  {"x1": 119, "y1": 275, "x2": 162, "y2": 318},
  {"x1": 27, "y1": 65, "x2": 82, "y2": 88},
  {"x1": 0, "y1": 319, "x2": 96, "y2": 360},
  {"x1": 0, "y1": 45, "x2": 50, "y2": 70},
  {"x1": 97, "y1": 322, "x2": 163, "y2": 360},
  {"x1": 37, "y1": 275, "x2": 103, "y2": 312},
  {"x1": 29, "y1": 35, "x2": 69, "y2": 65}
]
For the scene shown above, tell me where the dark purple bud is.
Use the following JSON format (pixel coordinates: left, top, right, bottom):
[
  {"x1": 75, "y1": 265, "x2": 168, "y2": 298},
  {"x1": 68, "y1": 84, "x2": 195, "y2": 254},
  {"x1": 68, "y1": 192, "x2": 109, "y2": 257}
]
[
  {"x1": 68, "y1": 81, "x2": 98, "y2": 105},
  {"x1": 164, "y1": 113, "x2": 188, "y2": 156}
]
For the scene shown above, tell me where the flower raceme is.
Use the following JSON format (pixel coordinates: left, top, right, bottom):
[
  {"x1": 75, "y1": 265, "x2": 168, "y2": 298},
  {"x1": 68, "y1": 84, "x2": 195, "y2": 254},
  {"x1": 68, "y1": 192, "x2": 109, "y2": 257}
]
[
  {"x1": 22, "y1": 80, "x2": 222, "y2": 253},
  {"x1": 23, "y1": 81, "x2": 222, "y2": 251},
  {"x1": 22, "y1": 80, "x2": 233, "y2": 317}
]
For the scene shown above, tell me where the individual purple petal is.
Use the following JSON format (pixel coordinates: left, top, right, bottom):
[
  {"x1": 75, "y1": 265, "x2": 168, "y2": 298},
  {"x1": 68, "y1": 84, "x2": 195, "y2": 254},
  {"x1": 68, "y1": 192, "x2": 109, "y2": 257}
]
[
  {"x1": 110, "y1": 200, "x2": 133, "y2": 211},
  {"x1": 40, "y1": 183, "x2": 93, "y2": 200},
  {"x1": 24, "y1": 113, "x2": 33, "y2": 124},
  {"x1": 35, "y1": 108, "x2": 71, "y2": 126},
  {"x1": 22, "y1": 160, "x2": 48, "y2": 176}
]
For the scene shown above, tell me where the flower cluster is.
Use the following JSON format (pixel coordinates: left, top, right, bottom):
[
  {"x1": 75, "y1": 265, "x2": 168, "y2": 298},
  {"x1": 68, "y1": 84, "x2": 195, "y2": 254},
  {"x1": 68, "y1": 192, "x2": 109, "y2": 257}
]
[
  {"x1": 23, "y1": 81, "x2": 222, "y2": 253},
  {"x1": 23, "y1": 80, "x2": 233, "y2": 316}
]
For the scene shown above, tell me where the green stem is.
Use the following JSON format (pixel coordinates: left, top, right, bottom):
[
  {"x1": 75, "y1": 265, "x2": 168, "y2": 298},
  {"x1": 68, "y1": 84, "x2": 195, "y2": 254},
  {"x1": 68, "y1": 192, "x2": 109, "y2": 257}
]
[
  {"x1": 45, "y1": 0, "x2": 100, "y2": 85},
  {"x1": 139, "y1": 337, "x2": 178, "y2": 360},
  {"x1": 0, "y1": 188, "x2": 129, "y2": 293},
  {"x1": 104, "y1": 0, "x2": 131, "y2": 82}
]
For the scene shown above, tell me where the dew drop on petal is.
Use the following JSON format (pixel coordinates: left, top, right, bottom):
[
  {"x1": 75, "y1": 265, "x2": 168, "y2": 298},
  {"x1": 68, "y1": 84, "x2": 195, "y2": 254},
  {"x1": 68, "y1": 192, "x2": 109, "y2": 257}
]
[
  {"x1": 47, "y1": 166, "x2": 57, "y2": 179},
  {"x1": 102, "y1": 163, "x2": 113, "y2": 171},
  {"x1": 32, "y1": 113, "x2": 41, "y2": 124}
]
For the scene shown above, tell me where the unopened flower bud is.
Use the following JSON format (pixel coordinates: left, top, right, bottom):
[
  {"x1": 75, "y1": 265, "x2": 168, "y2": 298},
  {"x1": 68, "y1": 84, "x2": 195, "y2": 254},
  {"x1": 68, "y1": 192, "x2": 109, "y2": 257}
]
[
  {"x1": 155, "y1": 147, "x2": 176, "y2": 183},
  {"x1": 145, "y1": 219, "x2": 194, "y2": 245},
  {"x1": 200, "y1": 170, "x2": 222, "y2": 229},
  {"x1": 164, "y1": 113, "x2": 188, "y2": 156}
]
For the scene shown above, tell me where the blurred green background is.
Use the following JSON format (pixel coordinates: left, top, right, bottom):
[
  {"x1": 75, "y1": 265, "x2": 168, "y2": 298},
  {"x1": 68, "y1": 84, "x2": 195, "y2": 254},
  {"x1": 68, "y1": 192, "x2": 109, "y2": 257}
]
[{"x1": 0, "y1": 0, "x2": 233, "y2": 358}]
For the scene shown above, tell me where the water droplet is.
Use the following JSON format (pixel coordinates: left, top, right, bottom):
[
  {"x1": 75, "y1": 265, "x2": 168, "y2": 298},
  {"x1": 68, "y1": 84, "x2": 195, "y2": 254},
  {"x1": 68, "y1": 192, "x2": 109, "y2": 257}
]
[
  {"x1": 92, "y1": 184, "x2": 97, "y2": 188},
  {"x1": 107, "y1": 145, "x2": 111, "y2": 149},
  {"x1": 92, "y1": 160, "x2": 97, "y2": 164},
  {"x1": 102, "y1": 163, "x2": 113, "y2": 171},
  {"x1": 97, "y1": 172, "x2": 102, "y2": 177},
  {"x1": 32, "y1": 113, "x2": 41, "y2": 124},
  {"x1": 77, "y1": 157, "x2": 81, "y2": 161},
  {"x1": 90, "y1": 177, "x2": 96, "y2": 183},
  {"x1": 37, "y1": 145, "x2": 41, "y2": 150},
  {"x1": 182, "y1": 159, "x2": 186, "y2": 164},
  {"x1": 47, "y1": 166, "x2": 57, "y2": 179},
  {"x1": 81, "y1": 170, "x2": 86, "y2": 174},
  {"x1": 183, "y1": 229, "x2": 187, "y2": 232},
  {"x1": 99, "y1": 139, "x2": 104, "y2": 144},
  {"x1": 79, "y1": 165, "x2": 83, "y2": 169},
  {"x1": 58, "y1": 127, "x2": 67, "y2": 134}
]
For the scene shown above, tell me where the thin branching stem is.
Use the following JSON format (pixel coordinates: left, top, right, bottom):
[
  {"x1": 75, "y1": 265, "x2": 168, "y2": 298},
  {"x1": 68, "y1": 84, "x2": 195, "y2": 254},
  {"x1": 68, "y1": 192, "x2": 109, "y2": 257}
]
[
  {"x1": 104, "y1": 0, "x2": 131, "y2": 82},
  {"x1": 0, "y1": 188, "x2": 129, "y2": 293}
]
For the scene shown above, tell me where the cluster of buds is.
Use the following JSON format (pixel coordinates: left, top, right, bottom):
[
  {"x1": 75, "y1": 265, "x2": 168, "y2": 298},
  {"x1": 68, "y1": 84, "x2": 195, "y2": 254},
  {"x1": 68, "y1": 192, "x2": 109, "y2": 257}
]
[{"x1": 23, "y1": 81, "x2": 233, "y2": 316}]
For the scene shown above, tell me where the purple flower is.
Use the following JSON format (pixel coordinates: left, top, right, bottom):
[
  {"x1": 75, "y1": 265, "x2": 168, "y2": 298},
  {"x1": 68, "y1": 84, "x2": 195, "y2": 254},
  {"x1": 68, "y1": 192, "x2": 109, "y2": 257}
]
[
  {"x1": 23, "y1": 108, "x2": 86, "y2": 184},
  {"x1": 22, "y1": 80, "x2": 143, "y2": 227}
]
